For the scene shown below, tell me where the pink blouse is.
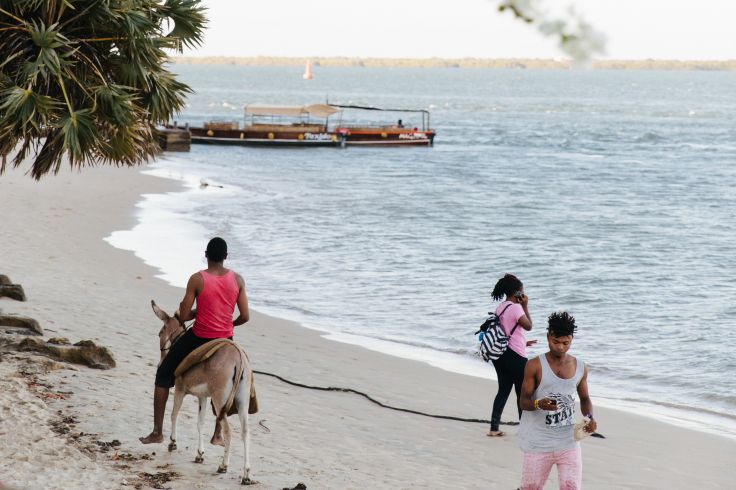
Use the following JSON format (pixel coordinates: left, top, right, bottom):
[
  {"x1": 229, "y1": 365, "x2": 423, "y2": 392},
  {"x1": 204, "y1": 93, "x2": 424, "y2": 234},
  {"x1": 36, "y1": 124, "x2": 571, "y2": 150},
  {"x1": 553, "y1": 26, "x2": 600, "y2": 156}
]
[{"x1": 495, "y1": 300, "x2": 527, "y2": 358}]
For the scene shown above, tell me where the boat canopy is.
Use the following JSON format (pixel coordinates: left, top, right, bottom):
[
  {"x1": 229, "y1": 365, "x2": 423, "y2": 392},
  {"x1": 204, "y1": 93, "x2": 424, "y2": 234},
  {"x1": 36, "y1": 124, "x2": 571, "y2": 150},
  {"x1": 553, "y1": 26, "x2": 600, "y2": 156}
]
[
  {"x1": 332, "y1": 104, "x2": 430, "y2": 115},
  {"x1": 244, "y1": 104, "x2": 339, "y2": 118}
]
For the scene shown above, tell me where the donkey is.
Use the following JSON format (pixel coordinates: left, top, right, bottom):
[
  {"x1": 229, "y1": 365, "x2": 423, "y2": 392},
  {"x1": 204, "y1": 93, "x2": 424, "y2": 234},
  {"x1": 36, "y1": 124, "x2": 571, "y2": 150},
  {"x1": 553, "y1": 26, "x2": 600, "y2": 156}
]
[{"x1": 151, "y1": 300, "x2": 255, "y2": 485}]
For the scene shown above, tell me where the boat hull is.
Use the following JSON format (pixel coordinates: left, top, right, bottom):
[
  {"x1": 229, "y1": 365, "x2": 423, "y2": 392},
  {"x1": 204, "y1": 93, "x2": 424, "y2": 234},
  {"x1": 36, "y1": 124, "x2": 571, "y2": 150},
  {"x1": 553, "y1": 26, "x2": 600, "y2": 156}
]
[
  {"x1": 187, "y1": 126, "x2": 342, "y2": 147},
  {"x1": 338, "y1": 128, "x2": 435, "y2": 146},
  {"x1": 171, "y1": 125, "x2": 436, "y2": 148}
]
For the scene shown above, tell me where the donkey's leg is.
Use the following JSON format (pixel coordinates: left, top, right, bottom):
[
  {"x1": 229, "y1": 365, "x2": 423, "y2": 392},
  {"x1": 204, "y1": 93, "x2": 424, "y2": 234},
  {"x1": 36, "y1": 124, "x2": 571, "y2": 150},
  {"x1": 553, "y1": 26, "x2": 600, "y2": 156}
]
[
  {"x1": 194, "y1": 396, "x2": 207, "y2": 463},
  {"x1": 168, "y1": 385, "x2": 185, "y2": 452},
  {"x1": 216, "y1": 416, "x2": 232, "y2": 473},
  {"x1": 239, "y1": 398, "x2": 252, "y2": 485}
]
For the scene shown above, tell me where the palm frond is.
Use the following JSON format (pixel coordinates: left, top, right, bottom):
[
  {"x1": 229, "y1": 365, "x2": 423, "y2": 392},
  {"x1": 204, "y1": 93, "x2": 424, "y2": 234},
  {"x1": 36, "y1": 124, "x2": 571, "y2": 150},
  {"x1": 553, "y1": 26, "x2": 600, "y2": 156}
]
[
  {"x1": 0, "y1": 0, "x2": 207, "y2": 179},
  {"x1": 143, "y1": 69, "x2": 191, "y2": 123},
  {"x1": 0, "y1": 85, "x2": 59, "y2": 132},
  {"x1": 159, "y1": 0, "x2": 207, "y2": 51}
]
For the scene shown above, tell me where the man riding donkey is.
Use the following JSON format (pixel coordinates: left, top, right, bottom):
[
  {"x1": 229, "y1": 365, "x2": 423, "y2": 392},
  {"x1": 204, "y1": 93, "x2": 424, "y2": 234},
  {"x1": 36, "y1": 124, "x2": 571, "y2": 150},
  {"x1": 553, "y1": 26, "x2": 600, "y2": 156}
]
[{"x1": 140, "y1": 237, "x2": 251, "y2": 446}]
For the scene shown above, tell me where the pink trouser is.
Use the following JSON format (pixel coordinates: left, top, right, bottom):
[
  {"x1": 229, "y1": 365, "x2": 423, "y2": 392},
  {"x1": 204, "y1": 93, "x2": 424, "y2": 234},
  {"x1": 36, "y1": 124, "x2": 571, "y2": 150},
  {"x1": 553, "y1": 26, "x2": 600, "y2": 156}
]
[{"x1": 521, "y1": 446, "x2": 582, "y2": 490}]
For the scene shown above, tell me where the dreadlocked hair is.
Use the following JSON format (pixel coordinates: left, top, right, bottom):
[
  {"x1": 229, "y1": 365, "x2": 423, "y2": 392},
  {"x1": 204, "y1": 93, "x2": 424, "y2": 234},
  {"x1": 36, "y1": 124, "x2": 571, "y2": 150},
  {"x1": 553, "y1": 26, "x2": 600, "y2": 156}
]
[
  {"x1": 547, "y1": 311, "x2": 577, "y2": 337},
  {"x1": 491, "y1": 274, "x2": 523, "y2": 301}
]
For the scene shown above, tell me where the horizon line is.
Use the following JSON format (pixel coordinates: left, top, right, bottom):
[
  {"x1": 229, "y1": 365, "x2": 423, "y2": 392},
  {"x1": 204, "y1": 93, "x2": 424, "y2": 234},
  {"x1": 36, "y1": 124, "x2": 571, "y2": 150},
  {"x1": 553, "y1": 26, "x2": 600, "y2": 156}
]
[{"x1": 170, "y1": 56, "x2": 736, "y2": 70}]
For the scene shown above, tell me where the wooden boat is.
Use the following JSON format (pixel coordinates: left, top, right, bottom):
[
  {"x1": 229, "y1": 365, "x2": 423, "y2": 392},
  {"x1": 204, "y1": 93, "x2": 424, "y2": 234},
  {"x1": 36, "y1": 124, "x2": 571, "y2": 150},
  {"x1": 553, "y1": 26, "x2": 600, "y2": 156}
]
[
  {"x1": 182, "y1": 104, "x2": 343, "y2": 146},
  {"x1": 333, "y1": 104, "x2": 435, "y2": 146},
  {"x1": 172, "y1": 104, "x2": 435, "y2": 148}
]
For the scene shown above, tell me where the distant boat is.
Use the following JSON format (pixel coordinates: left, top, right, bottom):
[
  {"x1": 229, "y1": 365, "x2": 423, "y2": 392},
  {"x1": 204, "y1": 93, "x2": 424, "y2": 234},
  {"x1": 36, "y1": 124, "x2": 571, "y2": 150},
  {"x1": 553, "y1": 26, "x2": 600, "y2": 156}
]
[
  {"x1": 302, "y1": 60, "x2": 313, "y2": 80},
  {"x1": 169, "y1": 103, "x2": 436, "y2": 148},
  {"x1": 181, "y1": 104, "x2": 341, "y2": 147}
]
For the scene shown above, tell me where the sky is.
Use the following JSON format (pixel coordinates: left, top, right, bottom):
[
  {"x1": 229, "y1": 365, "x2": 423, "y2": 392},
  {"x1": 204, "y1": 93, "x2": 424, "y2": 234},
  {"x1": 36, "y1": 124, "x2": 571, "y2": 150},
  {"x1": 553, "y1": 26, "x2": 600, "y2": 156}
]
[{"x1": 183, "y1": 0, "x2": 736, "y2": 60}]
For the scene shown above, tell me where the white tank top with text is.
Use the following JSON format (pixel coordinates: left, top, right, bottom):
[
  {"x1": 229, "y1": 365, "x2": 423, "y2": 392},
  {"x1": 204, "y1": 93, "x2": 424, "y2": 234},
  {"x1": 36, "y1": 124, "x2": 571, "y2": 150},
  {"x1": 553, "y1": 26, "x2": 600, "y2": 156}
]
[{"x1": 518, "y1": 353, "x2": 584, "y2": 453}]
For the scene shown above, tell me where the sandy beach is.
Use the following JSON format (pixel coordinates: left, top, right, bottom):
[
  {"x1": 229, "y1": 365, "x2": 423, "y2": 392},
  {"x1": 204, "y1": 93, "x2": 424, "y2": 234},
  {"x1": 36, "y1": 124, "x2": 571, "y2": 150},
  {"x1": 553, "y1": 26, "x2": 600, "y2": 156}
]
[{"x1": 1, "y1": 164, "x2": 735, "y2": 489}]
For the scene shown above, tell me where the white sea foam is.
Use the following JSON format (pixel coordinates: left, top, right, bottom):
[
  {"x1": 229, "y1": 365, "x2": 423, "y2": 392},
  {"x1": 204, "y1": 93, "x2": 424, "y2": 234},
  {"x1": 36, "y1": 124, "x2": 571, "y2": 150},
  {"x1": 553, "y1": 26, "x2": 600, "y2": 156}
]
[
  {"x1": 104, "y1": 166, "x2": 235, "y2": 288},
  {"x1": 594, "y1": 397, "x2": 736, "y2": 441}
]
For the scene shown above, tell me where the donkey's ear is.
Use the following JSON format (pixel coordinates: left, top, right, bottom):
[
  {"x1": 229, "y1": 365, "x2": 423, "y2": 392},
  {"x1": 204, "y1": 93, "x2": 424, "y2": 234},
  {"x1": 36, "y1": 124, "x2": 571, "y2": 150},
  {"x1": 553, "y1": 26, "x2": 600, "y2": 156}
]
[{"x1": 151, "y1": 300, "x2": 169, "y2": 321}]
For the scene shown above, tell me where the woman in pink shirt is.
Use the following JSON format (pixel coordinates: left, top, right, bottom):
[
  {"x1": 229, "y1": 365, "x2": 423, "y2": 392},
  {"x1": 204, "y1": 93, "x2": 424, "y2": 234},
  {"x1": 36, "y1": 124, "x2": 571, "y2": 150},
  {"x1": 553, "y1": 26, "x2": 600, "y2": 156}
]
[{"x1": 488, "y1": 273, "x2": 535, "y2": 437}]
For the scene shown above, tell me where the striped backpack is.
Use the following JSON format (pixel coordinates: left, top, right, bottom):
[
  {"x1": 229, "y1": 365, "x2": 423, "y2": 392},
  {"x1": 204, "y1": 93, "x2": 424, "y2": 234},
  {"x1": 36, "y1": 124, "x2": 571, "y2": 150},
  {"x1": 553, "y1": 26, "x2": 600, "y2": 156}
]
[{"x1": 476, "y1": 303, "x2": 519, "y2": 362}]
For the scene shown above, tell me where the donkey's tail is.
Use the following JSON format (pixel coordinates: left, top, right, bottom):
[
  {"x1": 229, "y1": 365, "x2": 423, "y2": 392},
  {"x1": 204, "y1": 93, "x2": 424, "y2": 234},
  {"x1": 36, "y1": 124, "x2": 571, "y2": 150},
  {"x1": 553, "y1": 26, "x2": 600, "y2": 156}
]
[{"x1": 215, "y1": 345, "x2": 247, "y2": 424}]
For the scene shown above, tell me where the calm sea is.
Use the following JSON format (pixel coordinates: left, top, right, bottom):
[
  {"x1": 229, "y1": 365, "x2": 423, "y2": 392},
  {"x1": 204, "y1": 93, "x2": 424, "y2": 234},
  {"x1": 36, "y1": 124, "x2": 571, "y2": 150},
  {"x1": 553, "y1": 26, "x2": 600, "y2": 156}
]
[{"x1": 108, "y1": 65, "x2": 736, "y2": 438}]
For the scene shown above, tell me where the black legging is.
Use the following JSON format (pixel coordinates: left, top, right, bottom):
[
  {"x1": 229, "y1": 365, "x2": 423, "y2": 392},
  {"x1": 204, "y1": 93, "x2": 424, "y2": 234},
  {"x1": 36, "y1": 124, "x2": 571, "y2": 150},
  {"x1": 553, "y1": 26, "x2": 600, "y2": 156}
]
[{"x1": 490, "y1": 347, "x2": 527, "y2": 431}]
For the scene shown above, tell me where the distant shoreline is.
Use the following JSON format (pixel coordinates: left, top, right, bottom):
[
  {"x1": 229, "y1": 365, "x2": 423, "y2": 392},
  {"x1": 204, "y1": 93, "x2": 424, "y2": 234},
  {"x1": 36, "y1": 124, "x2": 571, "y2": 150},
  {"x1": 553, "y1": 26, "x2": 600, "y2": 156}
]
[{"x1": 172, "y1": 56, "x2": 736, "y2": 71}]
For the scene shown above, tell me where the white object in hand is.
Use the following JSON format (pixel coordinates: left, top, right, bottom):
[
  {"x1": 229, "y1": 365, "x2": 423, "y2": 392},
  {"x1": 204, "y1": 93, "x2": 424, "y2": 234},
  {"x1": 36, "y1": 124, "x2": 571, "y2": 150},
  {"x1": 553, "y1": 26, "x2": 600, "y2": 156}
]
[{"x1": 574, "y1": 416, "x2": 592, "y2": 441}]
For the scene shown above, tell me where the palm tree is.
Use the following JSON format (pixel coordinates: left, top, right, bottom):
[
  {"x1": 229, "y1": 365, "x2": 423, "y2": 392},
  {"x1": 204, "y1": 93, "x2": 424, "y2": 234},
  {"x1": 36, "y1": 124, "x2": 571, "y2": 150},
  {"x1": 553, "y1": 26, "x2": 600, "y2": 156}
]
[{"x1": 0, "y1": 0, "x2": 206, "y2": 179}]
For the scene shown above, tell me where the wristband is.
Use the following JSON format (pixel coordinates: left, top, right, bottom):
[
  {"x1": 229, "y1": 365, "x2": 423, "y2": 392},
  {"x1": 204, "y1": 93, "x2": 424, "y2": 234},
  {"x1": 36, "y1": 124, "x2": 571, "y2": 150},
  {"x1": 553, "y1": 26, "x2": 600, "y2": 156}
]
[
  {"x1": 585, "y1": 413, "x2": 594, "y2": 420},
  {"x1": 533, "y1": 399, "x2": 540, "y2": 410}
]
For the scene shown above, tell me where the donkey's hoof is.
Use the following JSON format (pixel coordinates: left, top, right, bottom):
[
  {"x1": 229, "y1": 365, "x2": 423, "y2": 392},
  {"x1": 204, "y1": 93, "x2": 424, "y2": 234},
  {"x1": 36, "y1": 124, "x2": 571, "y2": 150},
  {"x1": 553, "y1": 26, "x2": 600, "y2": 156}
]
[
  {"x1": 168, "y1": 441, "x2": 177, "y2": 452},
  {"x1": 194, "y1": 454, "x2": 204, "y2": 464},
  {"x1": 241, "y1": 476, "x2": 257, "y2": 485},
  {"x1": 217, "y1": 464, "x2": 228, "y2": 474}
]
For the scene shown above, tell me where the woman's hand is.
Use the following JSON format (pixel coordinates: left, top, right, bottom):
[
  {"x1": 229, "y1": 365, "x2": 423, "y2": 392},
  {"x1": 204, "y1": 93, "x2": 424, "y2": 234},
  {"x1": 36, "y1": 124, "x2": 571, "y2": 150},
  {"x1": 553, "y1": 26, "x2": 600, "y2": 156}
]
[
  {"x1": 584, "y1": 418, "x2": 598, "y2": 433},
  {"x1": 518, "y1": 293, "x2": 529, "y2": 307}
]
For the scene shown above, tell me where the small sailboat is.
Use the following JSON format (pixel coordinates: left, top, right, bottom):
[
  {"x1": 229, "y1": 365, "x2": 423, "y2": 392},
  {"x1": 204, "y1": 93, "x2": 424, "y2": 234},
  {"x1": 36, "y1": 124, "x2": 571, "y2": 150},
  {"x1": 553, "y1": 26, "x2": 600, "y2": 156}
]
[{"x1": 302, "y1": 60, "x2": 313, "y2": 80}]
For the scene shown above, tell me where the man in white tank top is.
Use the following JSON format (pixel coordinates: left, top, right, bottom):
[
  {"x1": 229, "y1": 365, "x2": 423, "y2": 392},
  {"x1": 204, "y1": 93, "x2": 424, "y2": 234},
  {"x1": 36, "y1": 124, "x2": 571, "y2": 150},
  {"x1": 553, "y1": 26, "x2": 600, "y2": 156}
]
[{"x1": 517, "y1": 312, "x2": 597, "y2": 490}]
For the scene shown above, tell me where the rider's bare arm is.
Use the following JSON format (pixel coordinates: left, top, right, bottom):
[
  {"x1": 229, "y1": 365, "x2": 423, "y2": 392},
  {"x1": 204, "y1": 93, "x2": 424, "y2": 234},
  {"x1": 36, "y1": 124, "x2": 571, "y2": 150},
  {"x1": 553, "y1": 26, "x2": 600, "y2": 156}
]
[
  {"x1": 178, "y1": 273, "x2": 201, "y2": 322},
  {"x1": 232, "y1": 273, "x2": 249, "y2": 326}
]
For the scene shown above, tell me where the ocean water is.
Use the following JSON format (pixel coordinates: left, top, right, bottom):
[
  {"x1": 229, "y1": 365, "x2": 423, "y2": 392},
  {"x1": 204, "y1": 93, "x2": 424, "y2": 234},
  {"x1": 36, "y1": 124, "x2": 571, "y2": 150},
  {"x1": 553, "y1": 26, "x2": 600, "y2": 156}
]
[{"x1": 108, "y1": 66, "x2": 736, "y2": 438}]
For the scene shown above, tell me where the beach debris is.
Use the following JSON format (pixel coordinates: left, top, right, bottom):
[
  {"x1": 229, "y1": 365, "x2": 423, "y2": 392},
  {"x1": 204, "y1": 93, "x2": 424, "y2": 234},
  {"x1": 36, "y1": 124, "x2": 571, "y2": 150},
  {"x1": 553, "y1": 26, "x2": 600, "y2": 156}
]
[
  {"x1": 132, "y1": 470, "x2": 181, "y2": 489},
  {"x1": 0, "y1": 274, "x2": 12, "y2": 285},
  {"x1": 48, "y1": 337, "x2": 71, "y2": 345},
  {"x1": 4, "y1": 353, "x2": 76, "y2": 375},
  {"x1": 17, "y1": 337, "x2": 116, "y2": 369},
  {"x1": 0, "y1": 284, "x2": 27, "y2": 301},
  {"x1": 94, "y1": 439, "x2": 122, "y2": 452},
  {"x1": 258, "y1": 419, "x2": 271, "y2": 433},
  {"x1": 283, "y1": 483, "x2": 307, "y2": 490},
  {"x1": 199, "y1": 179, "x2": 224, "y2": 189},
  {"x1": 0, "y1": 314, "x2": 43, "y2": 335},
  {"x1": 114, "y1": 452, "x2": 154, "y2": 462},
  {"x1": 254, "y1": 369, "x2": 524, "y2": 427},
  {"x1": 92, "y1": 439, "x2": 122, "y2": 454},
  {"x1": 41, "y1": 358, "x2": 73, "y2": 371},
  {"x1": 50, "y1": 416, "x2": 76, "y2": 435}
]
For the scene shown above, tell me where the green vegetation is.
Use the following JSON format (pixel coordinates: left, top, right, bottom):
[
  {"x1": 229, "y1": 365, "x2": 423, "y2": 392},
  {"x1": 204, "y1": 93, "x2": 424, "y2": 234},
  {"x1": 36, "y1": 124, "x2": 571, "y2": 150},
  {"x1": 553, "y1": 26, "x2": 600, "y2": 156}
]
[{"x1": 0, "y1": 0, "x2": 206, "y2": 179}]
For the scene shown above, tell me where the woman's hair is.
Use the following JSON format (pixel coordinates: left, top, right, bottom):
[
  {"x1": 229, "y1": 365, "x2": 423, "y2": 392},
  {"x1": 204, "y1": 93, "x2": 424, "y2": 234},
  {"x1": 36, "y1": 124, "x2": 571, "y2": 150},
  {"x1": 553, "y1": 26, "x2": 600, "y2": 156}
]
[
  {"x1": 547, "y1": 311, "x2": 577, "y2": 337},
  {"x1": 491, "y1": 273, "x2": 523, "y2": 301}
]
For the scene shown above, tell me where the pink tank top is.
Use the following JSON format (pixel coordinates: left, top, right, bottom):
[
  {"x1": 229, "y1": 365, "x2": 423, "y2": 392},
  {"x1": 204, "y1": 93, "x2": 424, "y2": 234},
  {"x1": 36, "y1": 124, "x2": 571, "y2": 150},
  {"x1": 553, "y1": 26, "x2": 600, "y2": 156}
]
[{"x1": 192, "y1": 270, "x2": 239, "y2": 339}]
